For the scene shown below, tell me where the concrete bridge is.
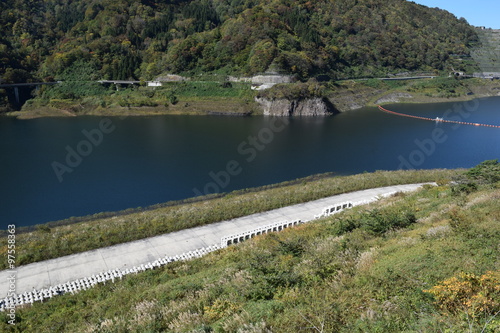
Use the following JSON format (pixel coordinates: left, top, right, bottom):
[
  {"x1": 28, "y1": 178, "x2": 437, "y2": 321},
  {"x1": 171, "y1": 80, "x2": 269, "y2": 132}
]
[
  {"x1": 0, "y1": 80, "x2": 156, "y2": 105},
  {"x1": 97, "y1": 80, "x2": 142, "y2": 91},
  {"x1": 0, "y1": 82, "x2": 60, "y2": 104}
]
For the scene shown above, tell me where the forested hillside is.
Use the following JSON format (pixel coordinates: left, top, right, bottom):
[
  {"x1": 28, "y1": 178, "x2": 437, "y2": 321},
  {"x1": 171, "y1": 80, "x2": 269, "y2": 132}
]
[{"x1": 0, "y1": 0, "x2": 477, "y2": 87}]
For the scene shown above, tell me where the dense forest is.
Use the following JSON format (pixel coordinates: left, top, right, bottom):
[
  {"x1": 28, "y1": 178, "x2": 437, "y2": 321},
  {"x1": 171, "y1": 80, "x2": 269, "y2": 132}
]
[
  {"x1": 0, "y1": 0, "x2": 478, "y2": 108},
  {"x1": 0, "y1": 0, "x2": 478, "y2": 81}
]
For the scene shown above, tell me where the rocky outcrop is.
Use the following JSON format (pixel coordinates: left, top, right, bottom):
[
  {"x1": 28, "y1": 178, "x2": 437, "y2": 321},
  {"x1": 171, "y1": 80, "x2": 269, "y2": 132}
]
[{"x1": 255, "y1": 97, "x2": 338, "y2": 116}]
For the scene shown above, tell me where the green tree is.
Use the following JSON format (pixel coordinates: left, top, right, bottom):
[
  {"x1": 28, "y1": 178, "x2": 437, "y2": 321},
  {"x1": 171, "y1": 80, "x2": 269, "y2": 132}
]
[{"x1": 246, "y1": 39, "x2": 277, "y2": 74}]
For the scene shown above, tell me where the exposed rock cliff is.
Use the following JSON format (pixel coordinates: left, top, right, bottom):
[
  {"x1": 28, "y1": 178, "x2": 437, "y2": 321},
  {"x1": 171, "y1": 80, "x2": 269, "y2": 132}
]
[{"x1": 255, "y1": 97, "x2": 338, "y2": 116}]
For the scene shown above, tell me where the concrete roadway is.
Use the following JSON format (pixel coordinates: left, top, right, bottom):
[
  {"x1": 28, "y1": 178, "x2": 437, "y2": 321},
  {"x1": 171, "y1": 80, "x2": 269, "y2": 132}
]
[{"x1": 0, "y1": 183, "x2": 429, "y2": 298}]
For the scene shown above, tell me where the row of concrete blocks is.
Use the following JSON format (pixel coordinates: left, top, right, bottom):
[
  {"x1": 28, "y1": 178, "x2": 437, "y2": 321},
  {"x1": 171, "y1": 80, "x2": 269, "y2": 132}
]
[
  {"x1": 220, "y1": 200, "x2": 361, "y2": 248},
  {"x1": 314, "y1": 201, "x2": 354, "y2": 219},
  {"x1": 221, "y1": 219, "x2": 303, "y2": 248},
  {"x1": 314, "y1": 193, "x2": 400, "y2": 221},
  {"x1": 0, "y1": 244, "x2": 221, "y2": 311}
]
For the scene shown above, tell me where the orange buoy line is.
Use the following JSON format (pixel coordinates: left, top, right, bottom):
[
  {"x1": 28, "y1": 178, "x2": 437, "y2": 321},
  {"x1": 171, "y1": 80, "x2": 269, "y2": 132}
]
[{"x1": 377, "y1": 105, "x2": 500, "y2": 129}]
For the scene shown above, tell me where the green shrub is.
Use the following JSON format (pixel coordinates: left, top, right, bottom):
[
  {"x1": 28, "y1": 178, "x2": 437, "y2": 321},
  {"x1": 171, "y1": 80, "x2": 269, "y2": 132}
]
[
  {"x1": 169, "y1": 94, "x2": 179, "y2": 105},
  {"x1": 257, "y1": 82, "x2": 325, "y2": 100},
  {"x1": 364, "y1": 79, "x2": 386, "y2": 89},
  {"x1": 451, "y1": 181, "x2": 478, "y2": 196},
  {"x1": 276, "y1": 237, "x2": 305, "y2": 257},
  {"x1": 466, "y1": 159, "x2": 500, "y2": 185},
  {"x1": 36, "y1": 225, "x2": 51, "y2": 233},
  {"x1": 448, "y1": 207, "x2": 473, "y2": 234},
  {"x1": 361, "y1": 208, "x2": 417, "y2": 235},
  {"x1": 331, "y1": 216, "x2": 360, "y2": 236},
  {"x1": 334, "y1": 207, "x2": 417, "y2": 236}
]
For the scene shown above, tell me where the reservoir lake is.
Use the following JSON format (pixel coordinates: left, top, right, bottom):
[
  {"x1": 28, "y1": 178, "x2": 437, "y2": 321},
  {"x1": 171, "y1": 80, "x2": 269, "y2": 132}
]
[{"x1": 1, "y1": 97, "x2": 499, "y2": 228}]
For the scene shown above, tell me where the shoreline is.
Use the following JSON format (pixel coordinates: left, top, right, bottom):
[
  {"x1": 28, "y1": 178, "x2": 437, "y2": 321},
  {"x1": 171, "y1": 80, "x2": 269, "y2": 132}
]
[
  {"x1": 328, "y1": 78, "x2": 500, "y2": 112},
  {"x1": 3, "y1": 78, "x2": 500, "y2": 119},
  {"x1": 369, "y1": 89, "x2": 500, "y2": 107},
  {"x1": 3, "y1": 101, "x2": 259, "y2": 119}
]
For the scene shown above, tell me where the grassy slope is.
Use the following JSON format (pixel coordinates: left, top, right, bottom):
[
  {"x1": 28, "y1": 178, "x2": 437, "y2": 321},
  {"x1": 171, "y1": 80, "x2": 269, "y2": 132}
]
[
  {"x1": 11, "y1": 81, "x2": 259, "y2": 119},
  {"x1": 2, "y1": 170, "x2": 499, "y2": 332},
  {"x1": 0, "y1": 169, "x2": 459, "y2": 269}
]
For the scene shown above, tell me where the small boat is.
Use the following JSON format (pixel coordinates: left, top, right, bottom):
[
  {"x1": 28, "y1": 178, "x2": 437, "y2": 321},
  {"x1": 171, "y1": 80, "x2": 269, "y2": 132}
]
[{"x1": 434, "y1": 117, "x2": 443, "y2": 122}]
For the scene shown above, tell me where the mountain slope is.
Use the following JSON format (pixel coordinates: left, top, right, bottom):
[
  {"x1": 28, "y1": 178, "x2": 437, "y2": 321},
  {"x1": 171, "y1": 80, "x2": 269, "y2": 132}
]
[
  {"x1": 471, "y1": 28, "x2": 500, "y2": 75},
  {"x1": 0, "y1": 0, "x2": 477, "y2": 85}
]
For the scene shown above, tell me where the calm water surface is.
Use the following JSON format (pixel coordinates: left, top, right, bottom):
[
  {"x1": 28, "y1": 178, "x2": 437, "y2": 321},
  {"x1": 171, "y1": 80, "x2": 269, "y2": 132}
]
[{"x1": 1, "y1": 97, "x2": 499, "y2": 227}]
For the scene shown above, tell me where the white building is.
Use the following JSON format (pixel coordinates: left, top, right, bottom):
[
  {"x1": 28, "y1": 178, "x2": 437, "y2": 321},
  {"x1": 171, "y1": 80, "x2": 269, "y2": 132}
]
[{"x1": 147, "y1": 81, "x2": 162, "y2": 87}]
